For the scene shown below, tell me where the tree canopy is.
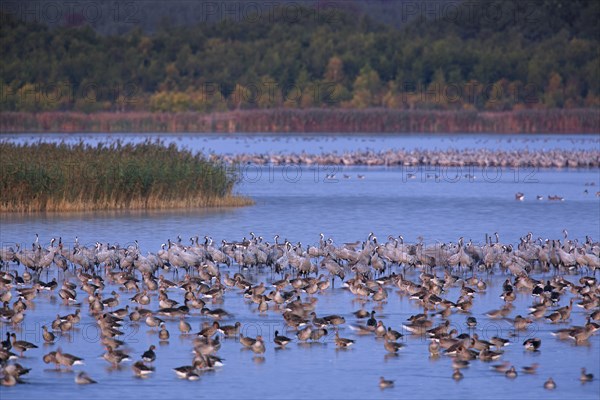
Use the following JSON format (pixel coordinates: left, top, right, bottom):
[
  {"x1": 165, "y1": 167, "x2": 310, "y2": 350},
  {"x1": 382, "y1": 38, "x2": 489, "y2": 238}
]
[{"x1": 1, "y1": 0, "x2": 598, "y2": 112}]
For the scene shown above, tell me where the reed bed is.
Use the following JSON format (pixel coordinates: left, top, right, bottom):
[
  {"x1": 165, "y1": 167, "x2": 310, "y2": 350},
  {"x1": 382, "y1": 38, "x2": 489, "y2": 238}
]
[
  {"x1": 1, "y1": 108, "x2": 599, "y2": 134},
  {"x1": 0, "y1": 141, "x2": 252, "y2": 212}
]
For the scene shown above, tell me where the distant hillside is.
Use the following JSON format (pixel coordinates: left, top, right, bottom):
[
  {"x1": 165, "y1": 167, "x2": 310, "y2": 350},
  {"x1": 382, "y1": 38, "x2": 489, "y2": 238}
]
[
  {"x1": 1, "y1": 0, "x2": 599, "y2": 113},
  {"x1": 7, "y1": 1, "x2": 457, "y2": 33}
]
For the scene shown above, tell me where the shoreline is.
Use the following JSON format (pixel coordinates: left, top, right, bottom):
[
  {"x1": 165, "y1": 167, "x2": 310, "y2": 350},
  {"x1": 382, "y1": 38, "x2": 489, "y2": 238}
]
[
  {"x1": 1, "y1": 108, "x2": 599, "y2": 134},
  {"x1": 0, "y1": 194, "x2": 254, "y2": 214}
]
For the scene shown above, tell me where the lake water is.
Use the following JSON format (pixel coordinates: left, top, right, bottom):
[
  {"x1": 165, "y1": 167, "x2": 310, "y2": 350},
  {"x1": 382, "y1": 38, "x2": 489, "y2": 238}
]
[
  {"x1": 2, "y1": 132, "x2": 599, "y2": 154},
  {"x1": 1, "y1": 133, "x2": 599, "y2": 400}
]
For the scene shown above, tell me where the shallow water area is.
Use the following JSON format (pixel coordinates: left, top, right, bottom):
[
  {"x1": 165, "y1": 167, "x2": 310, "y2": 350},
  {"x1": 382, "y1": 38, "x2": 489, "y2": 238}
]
[
  {"x1": 2, "y1": 132, "x2": 598, "y2": 154},
  {"x1": 1, "y1": 133, "x2": 599, "y2": 400}
]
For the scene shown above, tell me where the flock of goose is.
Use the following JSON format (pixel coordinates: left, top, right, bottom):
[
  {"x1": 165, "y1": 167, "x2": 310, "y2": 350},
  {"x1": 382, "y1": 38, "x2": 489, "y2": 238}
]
[
  {"x1": 0, "y1": 231, "x2": 599, "y2": 392},
  {"x1": 214, "y1": 148, "x2": 600, "y2": 168}
]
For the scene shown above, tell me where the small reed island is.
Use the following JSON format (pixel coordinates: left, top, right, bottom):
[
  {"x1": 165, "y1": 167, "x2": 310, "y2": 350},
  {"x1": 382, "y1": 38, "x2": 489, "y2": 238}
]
[{"x1": 0, "y1": 141, "x2": 251, "y2": 212}]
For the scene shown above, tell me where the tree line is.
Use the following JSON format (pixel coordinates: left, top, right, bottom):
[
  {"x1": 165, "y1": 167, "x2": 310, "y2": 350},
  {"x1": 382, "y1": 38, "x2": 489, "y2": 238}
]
[{"x1": 1, "y1": 0, "x2": 598, "y2": 113}]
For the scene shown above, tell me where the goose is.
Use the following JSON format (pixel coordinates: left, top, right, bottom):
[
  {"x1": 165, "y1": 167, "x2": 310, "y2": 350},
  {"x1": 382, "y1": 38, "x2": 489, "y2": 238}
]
[
  {"x1": 1, "y1": 332, "x2": 12, "y2": 350},
  {"x1": 56, "y1": 348, "x2": 84, "y2": 368},
  {"x1": 521, "y1": 363, "x2": 539, "y2": 374},
  {"x1": 42, "y1": 326, "x2": 55, "y2": 343},
  {"x1": 274, "y1": 330, "x2": 292, "y2": 348},
  {"x1": 569, "y1": 324, "x2": 597, "y2": 344},
  {"x1": 310, "y1": 328, "x2": 328, "y2": 341},
  {"x1": 385, "y1": 327, "x2": 403, "y2": 341},
  {"x1": 10, "y1": 333, "x2": 38, "y2": 356},
  {"x1": 0, "y1": 374, "x2": 17, "y2": 386},
  {"x1": 374, "y1": 321, "x2": 387, "y2": 337},
  {"x1": 323, "y1": 314, "x2": 346, "y2": 326},
  {"x1": 428, "y1": 340, "x2": 440, "y2": 356},
  {"x1": 466, "y1": 316, "x2": 477, "y2": 328},
  {"x1": 102, "y1": 337, "x2": 125, "y2": 350},
  {"x1": 580, "y1": 368, "x2": 594, "y2": 382},
  {"x1": 512, "y1": 315, "x2": 532, "y2": 330},
  {"x1": 366, "y1": 310, "x2": 377, "y2": 327},
  {"x1": 130, "y1": 290, "x2": 150, "y2": 306},
  {"x1": 471, "y1": 334, "x2": 493, "y2": 351},
  {"x1": 490, "y1": 362, "x2": 510, "y2": 373},
  {"x1": 250, "y1": 335, "x2": 266, "y2": 354},
  {"x1": 201, "y1": 307, "x2": 230, "y2": 319},
  {"x1": 198, "y1": 321, "x2": 220, "y2": 338},
  {"x1": 141, "y1": 345, "x2": 156, "y2": 363},
  {"x1": 557, "y1": 298, "x2": 575, "y2": 321},
  {"x1": 158, "y1": 323, "x2": 170, "y2": 341},
  {"x1": 239, "y1": 333, "x2": 256, "y2": 348},
  {"x1": 218, "y1": 322, "x2": 242, "y2": 337},
  {"x1": 111, "y1": 305, "x2": 130, "y2": 319},
  {"x1": 145, "y1": 315, "x2": 164, "y2": 328},
  {"x1": 523, "y1": 338, "x2": 541, "y2": 351},
  {"x1": 173, "y1": 360, "x2": 204, "y2": 378},
  {"x1": 177, "y1": 317, "x2": 191, "y2": 334},
  {"x1": 452, "y1": 369, "x2": 463, "y2": 380},
  {"x1": 348, "y1": 323, "x2": 375, "y2": 335},
  {"x1": 478, "y1": 348, "x2": 502, "y2": 361},
  {"x1": 103, "y1": 347, "x2": 130, "y2": 366},
  {"x1": 132, "y1": 360, "x2": 154, "y2": 377},
  {"x1": 296, "y1": 326, "x2": 312, "y2": 342},
  {"x1": 334, "y1": 331, "x2": 354, "y2": 348},
  {"x1": 505, "y1": 366, "x2": 518, "y2": 379},
  {"x1": 544, "y1": 377, "x2": 556, "y2": 389},
  {"x1": 379, "y1": 376, "x2": 394, "y2": 389},
  {"x1": 101, "y1": 291, "x2": 120, "y2": 308},
  {"x1": 452, "y1": 359, "x2": 470, "y2": 369},
  {"x1": 75, "y1": 371, "x2": 97, "y2": 384},
  {"x1": 42, "y1": 351, "x2": 58, "y2": 367},
  {"x1": 2, "y1": 363, "x2": 29, "y2": 380},
  {"x1": 383, "y1": 339, "x2": 404, "y2": 354}
]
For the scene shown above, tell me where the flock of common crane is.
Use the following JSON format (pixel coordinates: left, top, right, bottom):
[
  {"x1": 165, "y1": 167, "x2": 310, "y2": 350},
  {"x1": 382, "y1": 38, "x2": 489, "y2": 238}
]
[
  {"x1": 215, "y1": 148, "x2": 600, "y2": 168},
  {"x1": 2, "y1": 231, "x2": 599, "y2": 280}
]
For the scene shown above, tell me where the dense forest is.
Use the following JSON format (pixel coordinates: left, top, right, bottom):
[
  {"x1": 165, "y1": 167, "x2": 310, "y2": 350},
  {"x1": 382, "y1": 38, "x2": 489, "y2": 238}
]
[{"x1": 1, "y1": 0, "x2": 599, "y2": 113}]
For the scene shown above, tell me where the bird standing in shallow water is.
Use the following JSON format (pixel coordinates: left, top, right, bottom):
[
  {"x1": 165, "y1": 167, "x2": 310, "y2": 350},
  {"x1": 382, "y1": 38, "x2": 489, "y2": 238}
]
[
  {"x1": 274, "y1": 331, "x2": 292, "y2": 348},
  {"x1": 452, "y1": 369, "x2": 463, "y2": 380},
  {"x1": 383, "y1": 339, "x2": 404, "y2": 354},
  {"x1": 251, "y1": 335, "x2": 266, "y2": 355},
  {"x1": 466, "y1": 317, "x2": 477, "y2": 329},
  {"x1": 42, "y1": 326, "x2": 55, "y2": 344},
  {"x1": 179, "y1": 318, "x2": 191, "y2": 334},
  {"x1": 10, "y1": 333, "x2": 38, "y2": 356},
  {"x1": 544, "y1": 377, "x2": 556, "y2": 389},
  {"x1": 379, "y1": 376, "x2": 394, "y2": 389},
  {"x1": 580, "y1": 368, "x2": 594, "y2": 382},
  {"x1": 505, "y1": 366, "x2": 518, "y2": 378},
  {"x1": 521, "y1": 363, "x2": 539, "y2": 374},
  {"x1": 75, "y1": 372, "x2": 97, "y2": 384},
  {"x1": 132, "y1": 361, "x2": 154, "y2": 377},
  {"x1": 159, "y1": 323, "x2": 170, "y2": 341},
  {"x1": 334, "y1": 331, "x2": 354, "y2": 348},
  {"x1": 523, "y1": 338, "x2": 541, "y2": 351},
  {"x1": 142, "y1": 345, "x2": 156, "y2": 363}
]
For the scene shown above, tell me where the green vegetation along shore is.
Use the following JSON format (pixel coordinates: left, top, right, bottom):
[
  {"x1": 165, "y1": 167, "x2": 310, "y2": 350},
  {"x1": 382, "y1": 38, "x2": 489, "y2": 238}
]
[
  {"x1": 1, "y1": 109, "x2": 597, "y2": 134},
  {"x1": 1, "y1": 1, "x2": 599, "y2": 115},
  {"x1": 0, "y1": 141, "x2": 251, "y2": 212}
]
